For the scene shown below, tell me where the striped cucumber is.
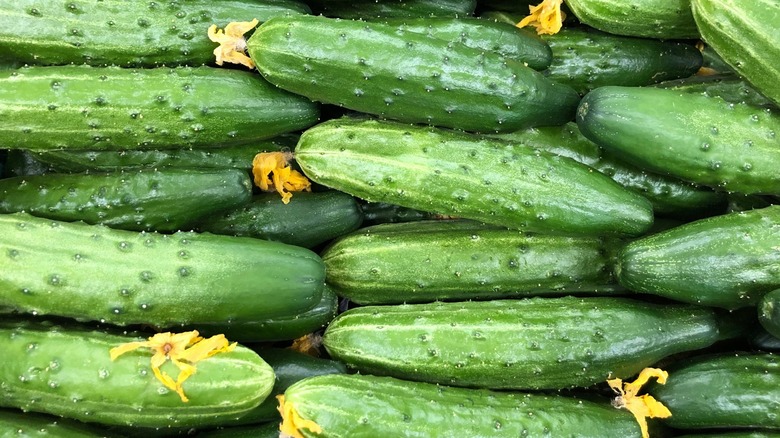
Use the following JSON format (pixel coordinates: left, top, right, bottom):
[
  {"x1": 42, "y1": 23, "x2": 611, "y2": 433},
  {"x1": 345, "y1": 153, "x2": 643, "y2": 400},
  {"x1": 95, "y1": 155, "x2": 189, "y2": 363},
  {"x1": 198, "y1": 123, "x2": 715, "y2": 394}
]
[
  {"x1": 309, "y1": 0, "x2": 477, "y2": 19},
  {"x1": 0, "y1": 65, "x2": 319, "y2": 151},
  {"x1": 295, "y1": 118, "x2": 654, "y2": 237},
  {"x1": 759, "y1": 289, "x2": 780, "y2": 339},
  {"x1": 0, "y1": 213, "x2": 325, "y2": 328},
  {"x1": 247, "y1": 14, "x2": 579, "y2": 133},
  {"x1": 322, "y1": 220, "x2": 622, "y2": 304},
  {"x1": 322, "y1": 296, "x2": 719, "y2": 390},
  {"x1": 563, "y1": 0, "x2": 699, "y2": 39}
]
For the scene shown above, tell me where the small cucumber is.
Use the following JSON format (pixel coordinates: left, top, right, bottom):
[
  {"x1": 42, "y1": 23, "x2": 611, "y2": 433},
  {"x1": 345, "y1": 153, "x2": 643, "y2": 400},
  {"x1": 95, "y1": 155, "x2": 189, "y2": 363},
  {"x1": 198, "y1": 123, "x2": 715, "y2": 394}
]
[
  {"x1": 0, "y1": 168, "x2": 252, "y2": 232},
  {"x1": 0, "y1": 319, "x2": 275, "y2": 428},
  {"x1": 576, "y1": 86, "x2": 780, "y2": 195},
  {"x1": 322, "y1": 220, "x2": 622, "y2": 304},
  {"x1": 0, "y1": 213, "x2": 325, "y2": 328},
  {"x1": 758, "y1": 289, "x2": 780, "y2": 339},
  {"x1": 247, "y1": 15, "x2": 580, "y2": 133},
  {"x1": 0, "y1": 65, "x2": 319, "y2": 151},
  {"x1": 0, "y1": 409, "x2": 108, "y2": 437},
  {"x1": 309, "y1": 0, "x2": 477, "y2": 19},
  {"x1": 322, "y1": 296, "x2": 719, "y2": 390},
  {"x1": 563, "y1": 0, "x2": 699, "y2": 39},
  {"x1": 616, "y1": 206, "x2": 780, "y2": 309},
  {"x1": 654, "y1": 74, "x2": 776, "y2": 108},
  {"x1": 295, "y1": 118, "x2": 654, "y2": 237}
]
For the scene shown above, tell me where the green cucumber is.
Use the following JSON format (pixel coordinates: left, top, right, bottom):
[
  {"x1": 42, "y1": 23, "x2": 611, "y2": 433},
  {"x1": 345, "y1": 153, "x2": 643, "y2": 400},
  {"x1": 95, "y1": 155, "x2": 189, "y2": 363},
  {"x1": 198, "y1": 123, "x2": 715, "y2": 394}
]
[
  {"x1": 322, "y1": 220, "x2": 622, "y2": 304},
  {"x1": 0, "y1": 0, "x2": 310, "y2": 67},
  {"x1": 295, "y1": 118, "x2": 654, "y2": 236},
  {"x1": 0, "y1": 168, "x2": 252, "y2": 232},
  {"x1": 0, "y1": 409, "x2": 108, "y2": 437},
  {"x1": 692, "y1": 0, "x2": 780, "y2": 106},
  {"x1": 576, "y1": 86, "x2": 780, "y2": 195},
  {"x1": 322, "y1": 296, "x2": 719, "y2": 390},
  {"x1": 0, "y1": 212, "x2": 325, "y2": 328},
  {"x1": 194, "y1": 190, "x2": 364, "y2": 249},
  {"x1": 563, "y1": 0, "x2": 699, "y2": 39},
  {"x1": 309, "y1": 0, "x2": 477, "y2": 19},
  {"x1": 247, "y1": 14, "x2": 580, "y2": 133},
  {"x1": 758, "y1": 289, "x2": 780, "y2": 339},
  {"x1": 0, "y1": 319, "x2": 275, "y2": 428},
  {"x1": 616, "y1": 205, "x2": 780, "y2": 309},
  {"x1": 491, "y1": 122, "x2": 725, "y2": 217},
  {"x1": 196, "y1": 422, "x2": 280, "y2": 438},
  {"x1": 0, "y1": 65, "x2": 319, "y2": 151},
  {"x1": 649, "y1": 353, "x2": 780, "y2": 430},
  {"x1": 281, "y1": 373, "x2": 642, "y2": 437},
  {"x1": 358, "y1": 201, "x2": 439, "y2": 226},
  {"x1": 654, "y1": 74, "x2": 776, "y2": 108}
]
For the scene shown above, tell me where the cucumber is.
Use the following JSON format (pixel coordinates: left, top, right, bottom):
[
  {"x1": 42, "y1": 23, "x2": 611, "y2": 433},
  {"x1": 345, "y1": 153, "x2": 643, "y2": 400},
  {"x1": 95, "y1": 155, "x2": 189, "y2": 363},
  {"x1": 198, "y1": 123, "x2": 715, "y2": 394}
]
[
  {"x1": 654, "y1": 74, "x2": 776, "y2": 108},
  {"x1": 194, "y1": 190, "x2": 364, "y2": 249},
  {"x1": 615, "y1": 206, "x2": 780, "y2": 309},
  {"x1": 0, "y1": 319, "x2": 275, "y2": 428},
  {"x1": 294, "y1": 118, "x2": 654, "y2": 237},
  {"x1": 247, "y1": 14, "x2": 580, "y2": 133},
  {"x1": 758, "y1": 289, "x2": 780, "y2": 339},
  {"x1": 0, "y1": 0, "x2": 310, "y2": 67},
  {"x1": 322, "y1": 296, "x2": 719, "y2": 390},
  {"x1": 358, "y1": 200, "x2": 439, "y2": 226},
  {"x1": 576, "y1": 86, "x2": 780, "y2": 195},
  {"x1": 649, "y1": 353, "x2": 780, "y2": 430},
  {"x1": 563, "y1": 0, "x2": 699, "y2": 39},
  {"x1": 322, "y1": 220, "x2": 622, "y2": 304},
  {"x1": 280, "y1": 373, "x2": 642, "y2": 437},
  {"x1": 196, "y1": 422, "x2": 280, "y2": 438},
  {"x1": 0, "y1": 409, "x2": 108, "y2": 437},
  {"x1": 308, "y1": 0, "x2": 477, "y2": 19},
  {"x1": 691, "y1": 0, "x2": 780, "y2": 107},
  {"x1": 0, "y1": 65, "x2": 319, "y2": 151},
  {"x1": 491, "y1": 122, "x2": 726, "y2": 217},
  {"x1": 0, "y1": 212, "x2": 325, "y2": 328},
  {"x1": 0, "y1": 168, "x2": 252, "y2": 232}
]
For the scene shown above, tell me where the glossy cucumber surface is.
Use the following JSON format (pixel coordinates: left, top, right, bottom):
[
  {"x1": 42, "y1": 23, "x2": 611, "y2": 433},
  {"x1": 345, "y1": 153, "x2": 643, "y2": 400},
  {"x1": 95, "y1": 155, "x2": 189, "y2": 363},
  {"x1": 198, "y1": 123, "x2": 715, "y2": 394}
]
[
  {"x1": 564, "y1": 0, "x2": 699, "y2": 39},
  {"x1": 309, "y1": 0, "x2": 476, "y2": 19}
]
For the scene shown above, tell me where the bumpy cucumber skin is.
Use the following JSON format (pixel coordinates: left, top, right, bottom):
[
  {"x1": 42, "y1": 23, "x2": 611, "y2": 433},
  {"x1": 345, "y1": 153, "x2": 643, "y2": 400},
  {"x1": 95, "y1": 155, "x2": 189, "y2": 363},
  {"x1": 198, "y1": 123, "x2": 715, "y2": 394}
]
[
  {"x1": 564, "y1": 0, "x2": 699, "y2": 39},
  {"x1": 195, "y1": 190, "x2": 364, "y2": 249},
  {"x1": 323, "y1": 296, "x2": 719, "y2": 390},
  {"x1": 0, "y1": 409, "x2": 107, "y2": 437},
  {"x1": 492, "y1": 122, "x2": 725, "y2": 217},
  {"x1": 248, "y1": 15, "x2": 580, "y2": 133},
  {"x1": 759, "y1": 289, "x2": 780, "y2": 339},
  {"x1": 295, "y1": 118, "x2": 654, "y2": 237},
  {"x1": 616, "y1": 206, "x2": 780, "y2": 309},
  {"x1": 0, "y1": 0, "x2": 310, "y2": 67},
  {"x1": 577, "y1": 86, "x2": 780, "y2": 195},
  {"x1": 310, "y1": 0, "x2": 476, "y2": 19},
  {"x1": 649, "y1": 353, "x2": 780, "y2": 430},
  {"x1": 322, "y1": 220, "x2": 622, "y2": 304},
  {"x1": 655, "y1": 74, "x2": 776, "y2": 108},
  {"x1": 283, "y1": 373, "x2": 641, "y2": 437},
  {"x1": 0, "y1": 168, "x2": 252, "y2": 232},
  {"x1": 540, "y1": 27, "x2": 701, "y2": 95},
  {"x1": 0, "y1": 65, "x2": 319, "y2": 151},
  {"x1": 0, "y1": 213, "x2": 325, "y2": 328},
  {"x1": 0, "y1": 320, "x2": 275, "y2": 428},
  {"x1": 692, "y1": 0, "x2": 780, "y2": 107}
]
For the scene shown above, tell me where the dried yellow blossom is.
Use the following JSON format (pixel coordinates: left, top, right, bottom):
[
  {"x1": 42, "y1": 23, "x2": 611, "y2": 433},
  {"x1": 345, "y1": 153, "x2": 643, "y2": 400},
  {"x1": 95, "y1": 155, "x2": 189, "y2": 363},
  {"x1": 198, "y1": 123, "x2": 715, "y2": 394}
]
[
  {"x1": 289, "y1": 333, "x2": 323, "y2": 357},
  {"x1": 110, "y1": 331, "x2": 236, "y2": 403},
  {"x1": 607, "y1": 368, "x2": 672, "y2": 438},
  {"x1": 517, "y1": 0, "x2": 566, "y2": 35},
  {"x1": 277, "y1": 394, "x2": 323, "y2": 438},
  {"x1": 252, "y1": 151, "x2": 312, "y2": 204},
  {"x1": 207, "y1": 19, "x2": 259, "y2": 69}
]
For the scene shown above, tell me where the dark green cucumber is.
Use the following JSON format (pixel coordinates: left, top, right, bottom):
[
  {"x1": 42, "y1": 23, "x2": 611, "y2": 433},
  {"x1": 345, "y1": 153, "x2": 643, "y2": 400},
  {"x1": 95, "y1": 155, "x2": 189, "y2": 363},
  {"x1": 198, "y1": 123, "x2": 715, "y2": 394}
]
[
  {"x1": 692, "y1": 0, "x2": 780, "y2": 106},
  {"x1": 358, "y1": 200, "x2": 440, "y2": 226},
  {"x1": 0, "y1": 409, "x2": 108, "y2": 437},
  {"x1": 577, "y1": 86, "x2": 780, "y2": 195},
  {"x1": 295, "y1": 118, "x2": 654, "y2": 237},
  {"x1": 649, "y1": 353, "x2": 780, "y2": 430},
  {"x1": 323, "y1": 296, "x2": 719, "y2": 390},
  {"x1": 492, "y1": 122, "x2": 725, "y2": 217},
  {"x1": 655, "y1": 74, "x2": 776, "y2": 108},
  {"x1": 195, "y1": 190, "x2": 364, "y2": 249},
  {"x1": 196, "y1": 422, "x2": 280, "y2": 438},
  {"x1": 309, "y1": 0, "x2": 476, "y2": 19},
  {"x1": 247, "y1": 15, "x2": 580, "y2": 133},
  {"x1": 0, "y1": 65, "x2": 319, "y2": 151},
  {"x1": 0, "y1": 213, "x2": 325, "y2": 328},
  {"x1": 563, "y1": 0, "x2": 699, "y2": 39},
  {"x1": 281, "y1": 373, "x2": 642, "y2": 437},
  {"x1": 0, "y1": 0, "x2": 310, "y2": 67},
  {"x1": 759, "y1": 289, "x2": 780, "y2": 339},
  {"x1": 322, "y1": 220, "x2": 622, "y2": 304},
  {"x1": 616, "y1": 206, "x2": 780, "y2": 309},
  {"x1": 0, "y1": 319, "x2": 275, "y2": 428},
  {"x1": 699, "y1": 43, "x2": 736, "y2": 75},
  {"x1": 0, "y1": 168, "x2": 252, "y2": 232},
  {"x1": 678, "y1": 433, "x2": 780, "y2": 438}
]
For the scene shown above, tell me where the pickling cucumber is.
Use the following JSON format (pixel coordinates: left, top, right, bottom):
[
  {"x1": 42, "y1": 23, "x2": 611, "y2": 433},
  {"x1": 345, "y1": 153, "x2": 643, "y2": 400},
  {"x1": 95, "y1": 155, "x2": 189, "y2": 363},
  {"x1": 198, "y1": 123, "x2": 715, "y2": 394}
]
[
  {"x1": 308, "y1": 0, "x2": 477, "y2": 19},
  {"x1": 0, "y1": 409, "x2": 107, "y2": 437},
  {"x1": 563, "y1": 0, "x2": 699, "y2": 39}
]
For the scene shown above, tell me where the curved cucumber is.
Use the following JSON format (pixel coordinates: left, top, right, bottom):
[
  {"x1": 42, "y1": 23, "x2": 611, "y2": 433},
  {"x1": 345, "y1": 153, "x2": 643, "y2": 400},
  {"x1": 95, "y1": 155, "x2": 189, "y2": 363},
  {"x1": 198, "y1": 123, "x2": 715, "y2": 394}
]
[
  {"x1": 0, "y1": 65, "x2": 319, "y2": 151},
  {"x1": 322, "y1": 220, "x2": 622, "y2": 304},
  {"x1": 0, "y1": 319, "x2": 275, "y2": 428},
  {"x1": 247, "y1": 14, "x2": 579, "y2": 133},
  {"x1": 309, "y1": 0, "x2": 476, "y2": 18},
  {"x1": 323, "y1": 296, "x2": 719, "y2": 390},
  {"x1": 0, "y1": 213, "x2": 325, "y2": 328},
  {"x1": 759, "y1": 288, "x2": 780, "y2": 339},
  {"x1": 564, "y1": 0, "x2": 699, "y2": 39}
]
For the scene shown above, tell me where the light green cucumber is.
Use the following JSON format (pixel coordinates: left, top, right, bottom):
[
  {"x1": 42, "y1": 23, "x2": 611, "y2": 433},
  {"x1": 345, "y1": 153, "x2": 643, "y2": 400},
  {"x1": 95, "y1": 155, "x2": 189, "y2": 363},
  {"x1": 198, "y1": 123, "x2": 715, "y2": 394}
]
[
  {"x1": 564, "y1": 0, "x2": 699, "y2": 39},
  {"x1": 0, "y1": 409, "x2": 108, "y2": 437}
]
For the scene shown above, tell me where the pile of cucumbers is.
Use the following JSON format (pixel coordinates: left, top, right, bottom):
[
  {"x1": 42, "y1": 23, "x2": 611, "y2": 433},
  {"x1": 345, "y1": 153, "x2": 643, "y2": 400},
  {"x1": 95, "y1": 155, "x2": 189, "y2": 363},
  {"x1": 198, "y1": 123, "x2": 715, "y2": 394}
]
[{"x1": 1, "y1": 0, "x2": 779, "y2": 436}]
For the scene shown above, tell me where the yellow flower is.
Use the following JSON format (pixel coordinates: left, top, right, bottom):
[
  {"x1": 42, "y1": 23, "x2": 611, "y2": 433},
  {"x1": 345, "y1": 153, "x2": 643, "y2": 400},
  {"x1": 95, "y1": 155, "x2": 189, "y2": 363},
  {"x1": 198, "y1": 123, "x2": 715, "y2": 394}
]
[
  {"x1": 517, "y1": 0, "x2": 566, "y2": 35},
  {"x1": 252, "y1": 151, "x2": 312, "y2": 204},
  {"x1": 110, "y1": 331, "x2": 236, "y2": 403},
  {"x1": 607, "y1": 368, "x2": 672, "y2": 438},
  {"x1": 289, "y1": 333, "x2": 323, "y2": 357},
  {"x1": 277, "y1": 394, "x2": 323, "y2": 438},
  {"x1": 207, "y1": 19, "x2": 260, "y2": 69}
]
